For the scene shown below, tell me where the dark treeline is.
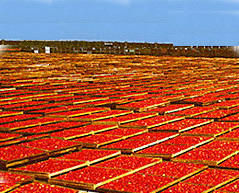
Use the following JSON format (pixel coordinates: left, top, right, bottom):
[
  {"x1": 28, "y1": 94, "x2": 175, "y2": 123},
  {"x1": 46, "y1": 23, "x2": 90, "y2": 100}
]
[{"x1": 1, "y1": 40, "x2": 238, "y2": 58}]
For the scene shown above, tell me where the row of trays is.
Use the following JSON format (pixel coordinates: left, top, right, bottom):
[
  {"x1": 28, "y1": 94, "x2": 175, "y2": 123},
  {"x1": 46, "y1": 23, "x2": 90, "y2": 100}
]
[
  {"x1": 2, "y1": 132, "x2": 237, "y2": 170},
  {"x1": 3, "y1": 156, "x2": 238, "y2": 193}
]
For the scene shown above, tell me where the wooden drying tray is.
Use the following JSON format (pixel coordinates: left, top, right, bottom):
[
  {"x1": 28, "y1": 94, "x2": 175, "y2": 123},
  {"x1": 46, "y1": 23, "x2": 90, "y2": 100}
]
[
  {"x1": 172, "y1": 150, "x2": 238, "y2": 166},
  {"x1": 202, "y1": 174, "x2": 239, "y2": 193},
  {"x1": 102, "y1": 133, "x2": 179, "y2": 154},
  {"x1": 49, "y1": 159, "x2": 161, "y2": 190},
  {"x1": 0, "y1": 151, "x2": 48, "y2": 170},
  {"x1": 10, "y1": 160, "x2": 89, "y2": 180},
  {"x1": 97, "y1": 165, "x2": 208, "y2": 193},
  {"x1": 0, "y1": 118, "x2": 64, "y2": 132},
  {"x1": 70, "y1": 111, "x2": 133, "y2": 122},
  {"x1": 150, "y1": 119, "x2": 213, "y2": 133},
  {"x1": 120, "y1": 116, "x2": 184, "y2": 129},
  {"x1": 93, "y1": 113, "x2": 157, "y2": 126},
  {"x1": 73, "y1": 137, "x2": 125, "y2": 149},
  {"x1": 0, "y1": 111, "x2": 23, "y2": 118}
]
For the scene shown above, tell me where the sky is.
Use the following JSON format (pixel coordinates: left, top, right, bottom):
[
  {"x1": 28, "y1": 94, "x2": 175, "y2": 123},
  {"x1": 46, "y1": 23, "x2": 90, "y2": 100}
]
[{"x1": 0, "y1": 0, "x2": 239, "y2": 45}]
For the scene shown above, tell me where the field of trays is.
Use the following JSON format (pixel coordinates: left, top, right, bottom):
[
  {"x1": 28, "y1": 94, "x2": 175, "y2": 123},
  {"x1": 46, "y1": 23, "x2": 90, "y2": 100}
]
[{"x1": 0, "y1": 52, "x2": 239, "y2": 193}]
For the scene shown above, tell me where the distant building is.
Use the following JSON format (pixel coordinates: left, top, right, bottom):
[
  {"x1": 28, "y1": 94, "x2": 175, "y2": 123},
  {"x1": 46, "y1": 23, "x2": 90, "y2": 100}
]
[{"x1": 45, "y1": 46, "x2": 50, "y2": 54}]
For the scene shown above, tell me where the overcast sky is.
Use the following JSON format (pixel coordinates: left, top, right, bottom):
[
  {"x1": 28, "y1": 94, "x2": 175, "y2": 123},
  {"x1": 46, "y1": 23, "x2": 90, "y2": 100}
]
[{"x1": 0, "y1": 0, "x2": 239, "y2": 45}]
